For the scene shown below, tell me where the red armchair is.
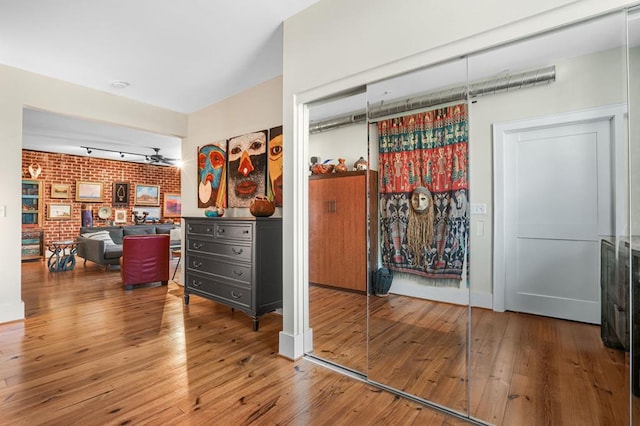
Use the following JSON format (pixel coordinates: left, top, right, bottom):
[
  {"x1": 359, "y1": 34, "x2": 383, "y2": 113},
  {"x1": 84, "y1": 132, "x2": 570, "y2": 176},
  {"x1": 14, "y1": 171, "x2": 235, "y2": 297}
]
[{"x1": 120, "y1": 234, "x2": 170, "y2": 289}]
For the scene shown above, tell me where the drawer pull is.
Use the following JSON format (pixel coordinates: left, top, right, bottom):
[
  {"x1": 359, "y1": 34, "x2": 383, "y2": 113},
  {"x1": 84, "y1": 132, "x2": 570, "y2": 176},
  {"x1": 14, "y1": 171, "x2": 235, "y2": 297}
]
[
  {"x1": 206, "y1": 227, "x2": 212, "y2": 232},
  {"x1": 231, "y1": 291, "x2": 243, "y2": 299},
  {"x1": 243, "y1": 230, "x2": 249, "y2": 234},
  {"x1": 217, "y1": 228, "x2": 225, "y2": 234},
  {"x1": 192, "y1": 261, "x2": 203, "y2": 268},
  {"x1": 191, "y1": 280, "x2": 202, "y2": 288},
  {"x1": 193, "y1": 243, "x2": 203, "y2": 249},
  {"x1": 188, "y1": 226, "x2": 193, "y2": 232},
  {"x1": 232, "y1": 270, "x2": 243, "y2": 276},
  {"x1": 232, "y1": 248, "x2": 243, "y2": 255}
]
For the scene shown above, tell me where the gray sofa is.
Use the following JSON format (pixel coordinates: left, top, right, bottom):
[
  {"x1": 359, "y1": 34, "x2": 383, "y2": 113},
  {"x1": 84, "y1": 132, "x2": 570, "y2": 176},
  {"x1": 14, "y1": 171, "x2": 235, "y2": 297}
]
[{"x1": 76, "y1": 224, "x2": 181, "y2": 269}]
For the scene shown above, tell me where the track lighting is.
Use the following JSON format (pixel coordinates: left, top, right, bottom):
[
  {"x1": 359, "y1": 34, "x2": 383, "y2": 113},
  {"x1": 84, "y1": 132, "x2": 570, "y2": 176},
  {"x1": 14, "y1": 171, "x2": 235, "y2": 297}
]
[
  {"x1": 86, "y1": 148, "x2": 92, "y2": 154},
  {"x1": 120, "y1": 152, "x2": 125, "y2": 158},
  {"x1": 79, "y1": 146, "x2": 177, "y2": 166}
]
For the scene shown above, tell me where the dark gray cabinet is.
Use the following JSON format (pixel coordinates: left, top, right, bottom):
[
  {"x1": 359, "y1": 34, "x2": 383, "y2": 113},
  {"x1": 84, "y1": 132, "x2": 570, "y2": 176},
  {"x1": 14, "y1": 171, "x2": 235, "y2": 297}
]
[{"x1": 183, "y1": 217, "x2": 282, "y2": 331}]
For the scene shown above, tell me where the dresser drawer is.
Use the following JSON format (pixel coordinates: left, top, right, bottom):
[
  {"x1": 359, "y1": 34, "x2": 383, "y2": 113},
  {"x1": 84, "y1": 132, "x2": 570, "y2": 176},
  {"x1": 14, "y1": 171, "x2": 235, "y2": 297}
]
[
  {"x1": 186, "y1": 253, "x2": 252, "y2": 286},
  {"x1": 187, "y1": 238, "x2": 252, "y2": 263},
  {"x1": 186, "y1": 222, "x2": 216, "y2": 237},
  {"x1": 186, "y1": 272, "x2": 251, "y2": 309},
  {"x1": 214, "y1": 222, "x2": 253, "y2": 241}
]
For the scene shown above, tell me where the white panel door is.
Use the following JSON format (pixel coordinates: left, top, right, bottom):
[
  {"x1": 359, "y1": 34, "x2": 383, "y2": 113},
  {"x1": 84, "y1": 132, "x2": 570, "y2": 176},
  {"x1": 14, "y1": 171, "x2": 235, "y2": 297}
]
[{"x1": 503, "y1": 119, "x2": 612, "y2": 324}]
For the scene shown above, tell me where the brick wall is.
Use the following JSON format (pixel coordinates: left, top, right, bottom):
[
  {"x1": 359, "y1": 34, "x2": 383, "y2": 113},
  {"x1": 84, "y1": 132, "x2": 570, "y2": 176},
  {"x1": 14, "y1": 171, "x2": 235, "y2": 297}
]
[{"x1": 22, "y1": 150, "x2": 181, "y2": 244}]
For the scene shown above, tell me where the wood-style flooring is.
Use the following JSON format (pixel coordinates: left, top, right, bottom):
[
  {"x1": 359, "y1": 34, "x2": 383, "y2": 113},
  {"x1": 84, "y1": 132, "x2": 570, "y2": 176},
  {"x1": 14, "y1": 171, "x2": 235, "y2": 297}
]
[
  {"x1": 0, "y1": 261, "x2": 466, "y2": 425},
  {"x1": 309, "y1": 285, "x2": 639, "y2": 426}
]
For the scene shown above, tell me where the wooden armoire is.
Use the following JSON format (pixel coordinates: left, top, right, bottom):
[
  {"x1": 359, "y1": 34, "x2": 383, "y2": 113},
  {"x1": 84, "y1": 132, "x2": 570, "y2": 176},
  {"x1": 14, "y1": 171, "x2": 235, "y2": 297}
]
[{"x1": 309, "y1": 170, "x2": 378, "y2": 292}]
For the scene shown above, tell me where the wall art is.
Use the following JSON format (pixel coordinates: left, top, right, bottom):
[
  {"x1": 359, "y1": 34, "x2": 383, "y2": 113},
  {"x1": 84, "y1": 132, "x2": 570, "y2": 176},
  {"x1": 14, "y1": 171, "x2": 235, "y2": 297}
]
[
  {"x1": 134, "y1": 184, "x2": 160, "y2": 206},
  {"x1": 76, "y1": 181, "x2": 103, "y2": 202},
  {"x1": 227, "y1": 130, "x2": 267, "y2": 208},
  {"x1": 197, "y1": 140, "x2": 227, "y2": 208}
]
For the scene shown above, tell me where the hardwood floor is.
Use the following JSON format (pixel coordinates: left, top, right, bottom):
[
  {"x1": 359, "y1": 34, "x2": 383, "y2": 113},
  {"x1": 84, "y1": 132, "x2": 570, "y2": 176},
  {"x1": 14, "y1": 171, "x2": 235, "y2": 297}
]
[
  {"x1": 0, "y1": 261, "x2": 466, "y2": 425},
  {"x1": 309, "y1": 286, "x2": 639, "y2": 426}
]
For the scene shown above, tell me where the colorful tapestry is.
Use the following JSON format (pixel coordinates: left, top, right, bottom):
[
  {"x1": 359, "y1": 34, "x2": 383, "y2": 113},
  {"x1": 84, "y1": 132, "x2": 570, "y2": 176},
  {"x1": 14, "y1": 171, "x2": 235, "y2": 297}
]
[
  {"x1": 378, "y1": 103, "x2": 469, "y2": 280},
  {"x1": 197, "y1": 141, "x2": 227, "y2": 208},
  {"x1": 268, "y1": 126, "x2": 283, "y2": 207},
  {"x1": 227, "y1": 130, "x2": 268, "y2": 208}
]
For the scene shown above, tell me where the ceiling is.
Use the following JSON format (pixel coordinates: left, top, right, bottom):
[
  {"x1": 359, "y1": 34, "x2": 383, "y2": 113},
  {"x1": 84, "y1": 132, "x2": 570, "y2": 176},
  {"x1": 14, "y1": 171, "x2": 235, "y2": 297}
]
[
  {"x1": 5, "y1": 0, "x2": 321, "y2": 165},
  {"x1": 5, "y1": 4, "x2": 631, "y2": 164}
]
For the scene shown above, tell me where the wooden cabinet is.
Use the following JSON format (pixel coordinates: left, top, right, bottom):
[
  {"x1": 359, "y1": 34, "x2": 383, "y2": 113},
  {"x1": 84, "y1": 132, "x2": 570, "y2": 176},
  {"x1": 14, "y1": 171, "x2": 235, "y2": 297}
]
[
  {"x1": 183, "y1": 217, "x2": 282, "y2": 331},
  {"x1": 21, "y1": 179, "x2": 44, "y2": 261},
  {"x1": 309, "y1": 170, "x2": 377, "y2": 292}
]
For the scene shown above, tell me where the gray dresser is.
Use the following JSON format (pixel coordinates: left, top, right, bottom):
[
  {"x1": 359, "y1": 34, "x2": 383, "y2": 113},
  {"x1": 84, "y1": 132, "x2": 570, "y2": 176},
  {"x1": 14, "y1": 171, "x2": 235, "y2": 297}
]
[{"x1": 183, "y1": 217, "x2": 282, "y2": 331}]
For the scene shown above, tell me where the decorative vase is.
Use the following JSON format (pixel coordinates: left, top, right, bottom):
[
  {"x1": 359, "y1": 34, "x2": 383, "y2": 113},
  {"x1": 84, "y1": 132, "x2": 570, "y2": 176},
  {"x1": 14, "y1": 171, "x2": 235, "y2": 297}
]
[
  {"x1": 81, "y1": 205, "x2": 93, "y2": 227},
  {"x1": 335, "y1": 158, "x2": 348, "y2": 173},
  {"x1": 249, "y1": 196, "x2": 275, "y2": 217},
  {"x1": 354, "y1": 156, "x2": 368, "y2": 171}
]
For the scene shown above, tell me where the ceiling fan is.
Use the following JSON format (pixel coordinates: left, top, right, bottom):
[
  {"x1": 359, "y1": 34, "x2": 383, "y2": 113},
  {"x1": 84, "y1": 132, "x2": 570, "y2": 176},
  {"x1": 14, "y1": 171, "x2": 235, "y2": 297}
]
[{"x1": 146, "y1": 148, "x2": 178, "y2": 165}]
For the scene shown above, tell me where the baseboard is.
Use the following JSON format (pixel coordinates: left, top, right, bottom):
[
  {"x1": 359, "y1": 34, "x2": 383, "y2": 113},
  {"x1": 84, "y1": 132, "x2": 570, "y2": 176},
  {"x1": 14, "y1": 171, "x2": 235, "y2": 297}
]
[
  {"x1": 278, "y1": 330, "x2": 305, "y2": 360},
  {"x1": 0, "y1": 300, "x2": 25, "y2": 324},
  {"x1": 390, "y1": 280, "x2": 493, "y2": 309}
]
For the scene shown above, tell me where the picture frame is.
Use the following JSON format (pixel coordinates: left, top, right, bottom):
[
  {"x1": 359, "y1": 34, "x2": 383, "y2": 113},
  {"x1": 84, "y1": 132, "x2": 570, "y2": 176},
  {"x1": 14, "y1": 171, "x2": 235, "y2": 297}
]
[
  {"x1": 134, "y1": 206, "x2": 161, "y2": 222},
  {"x1": 76, "y1": 181, "x2": 104, "y2": 202},
  {"x1": 134, "y1": 184, "x2": 160, "y2": 206},
  {"x1": 113, "y1": 182, "x2": 130, "y2": 205},
  {"x1": 48, "y1": 203, "x2": 72, "y2": 220},
  {"x1": 50, "y1": 183, "x2": 71, "y2": 199},
  {"x1": 163, "y1": 193, "x2": 182, "y2": 217},
  {"x1": 114, "y1": 209, "x2": 127, "y2": 224}
]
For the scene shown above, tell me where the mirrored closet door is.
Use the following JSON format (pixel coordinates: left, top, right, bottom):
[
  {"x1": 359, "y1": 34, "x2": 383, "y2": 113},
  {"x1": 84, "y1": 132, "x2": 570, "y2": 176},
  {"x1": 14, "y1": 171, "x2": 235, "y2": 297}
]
[
  {"x1": 467, "y1": 11, "x2": 630, "y2": 425},
  {"x1": 366, "y1": 57, "x2": 471, "y2": 415},
  {"x1": 307, "y1": 90, "x2": 370, "y2": 374}
]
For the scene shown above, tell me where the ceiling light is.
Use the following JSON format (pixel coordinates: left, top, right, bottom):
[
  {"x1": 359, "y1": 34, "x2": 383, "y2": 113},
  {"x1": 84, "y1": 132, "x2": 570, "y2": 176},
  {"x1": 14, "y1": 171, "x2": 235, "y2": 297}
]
[
  {"x1": 120, "y1": 152, "x2": 125, "y2": 158},
  {"x1": 111, "y1": 80, "x2": 130, "y2": 89}
]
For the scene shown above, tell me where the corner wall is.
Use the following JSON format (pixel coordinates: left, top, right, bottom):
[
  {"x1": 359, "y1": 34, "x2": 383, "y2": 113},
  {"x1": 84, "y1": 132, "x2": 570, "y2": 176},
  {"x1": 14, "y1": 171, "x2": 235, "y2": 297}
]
[{"x1": 0, "y1": 64, "x2": 187, "y2": 324}]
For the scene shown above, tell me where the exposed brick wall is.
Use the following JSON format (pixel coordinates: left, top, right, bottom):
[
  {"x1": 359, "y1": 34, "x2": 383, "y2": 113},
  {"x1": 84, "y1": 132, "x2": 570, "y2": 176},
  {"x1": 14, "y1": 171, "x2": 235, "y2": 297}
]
[{"x1": 22, "y1": 150, "x2": 181, "y2": 244}]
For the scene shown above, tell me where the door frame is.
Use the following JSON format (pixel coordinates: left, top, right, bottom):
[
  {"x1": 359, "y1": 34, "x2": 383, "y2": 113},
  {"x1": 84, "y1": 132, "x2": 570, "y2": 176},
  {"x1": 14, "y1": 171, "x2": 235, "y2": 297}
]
[{"x1": 492, "y1": 104, "x2": 627, "y2": 312}]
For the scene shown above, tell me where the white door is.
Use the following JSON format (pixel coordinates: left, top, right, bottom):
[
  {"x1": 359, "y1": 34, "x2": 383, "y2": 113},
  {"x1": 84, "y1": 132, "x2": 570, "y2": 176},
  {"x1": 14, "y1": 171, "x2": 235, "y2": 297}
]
[{"x1": 501, "y1": 118, "x2": 613, "y2": 324}]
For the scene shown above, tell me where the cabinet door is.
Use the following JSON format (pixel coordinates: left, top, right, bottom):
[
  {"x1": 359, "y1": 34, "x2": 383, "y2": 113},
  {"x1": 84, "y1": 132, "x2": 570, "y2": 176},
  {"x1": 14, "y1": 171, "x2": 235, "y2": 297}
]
[{"x1": 309, "y1": 174, "x2": 367, "y2": 291}]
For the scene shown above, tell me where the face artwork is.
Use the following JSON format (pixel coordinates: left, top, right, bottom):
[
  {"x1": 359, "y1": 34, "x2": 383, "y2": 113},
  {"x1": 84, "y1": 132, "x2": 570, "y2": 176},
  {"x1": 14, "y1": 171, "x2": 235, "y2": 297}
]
[
  {"x1": 268, "y1": 134, "x2": 283, "y2": 206},
  {"x1": 411, "y1": 189, "x2": 430, "y2": 213},
  {"x1": 198, "y1": 144, "x2": 226, "y2": 208},
  {"x1": 228, "y1": 132, "x2": 267, "y2": 207}
]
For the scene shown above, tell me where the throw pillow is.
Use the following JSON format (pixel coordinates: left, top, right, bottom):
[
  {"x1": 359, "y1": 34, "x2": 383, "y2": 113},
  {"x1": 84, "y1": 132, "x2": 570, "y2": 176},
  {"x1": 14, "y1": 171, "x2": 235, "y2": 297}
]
[{"x1": 81, "y1": 230, "x2": 115, "y2": 246}]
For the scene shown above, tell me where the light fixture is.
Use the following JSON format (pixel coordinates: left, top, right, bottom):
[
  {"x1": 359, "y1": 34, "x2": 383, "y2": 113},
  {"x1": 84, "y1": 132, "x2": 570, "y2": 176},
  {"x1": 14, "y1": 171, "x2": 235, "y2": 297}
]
[
  {"x1": 120, "y1": 152, "x2": 125, "y2": 158},
  {"x1": 86, "y1": 148, "x2": 92, "y2": 154},
  {"x1": 79, "y1": 145, "x2": 178, "y2": 166}
]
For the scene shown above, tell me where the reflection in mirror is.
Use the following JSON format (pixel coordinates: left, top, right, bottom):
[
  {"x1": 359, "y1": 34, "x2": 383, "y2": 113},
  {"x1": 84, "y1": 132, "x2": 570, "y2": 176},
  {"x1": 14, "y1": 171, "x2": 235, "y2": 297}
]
[
  {"x1": 468, "y1": 11, "x2": 629, "y2": 425},
  {"x1": 306, "y1": 90, "x2": 370, "y2": 374},
  {"x1": 627, "y1": 7, "x2": 640, "y2": 423},
  {"x1": 367, "y1": 57, "x2": 470, "y2": 415}
]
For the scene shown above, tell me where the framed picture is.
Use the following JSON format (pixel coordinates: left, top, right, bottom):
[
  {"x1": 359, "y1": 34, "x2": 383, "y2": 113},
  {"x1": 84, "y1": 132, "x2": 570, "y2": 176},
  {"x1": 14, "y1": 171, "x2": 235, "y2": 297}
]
[
  {"x1": 134, "y1": 206, "x2": 161, "y2": 222},
  {"x1": 134, "y1": 184, "x2": 160, "y2": 206},
  {"x1": 114, "y1": 209, "x2": 127, "y2": 224},
  {"x1": 76, "y1": 181, "x2": 104, "y2": 202},
  {"x1": 113, "y1": 182, "x2": 130, "y2": 205},
  {"x1": 48, "y1": 203, "x2": 72, "y2": 219},
  {"x1": 163, "y1": 193, "x2": 181, "y2": 217},
  {"x1": 51, "y1": 183, "x2": 71, "y2": 199}
]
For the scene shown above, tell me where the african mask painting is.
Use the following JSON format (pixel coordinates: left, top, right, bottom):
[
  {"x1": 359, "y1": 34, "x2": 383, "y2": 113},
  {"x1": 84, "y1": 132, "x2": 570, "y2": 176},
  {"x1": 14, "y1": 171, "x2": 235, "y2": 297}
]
[
  {"x1": 227, "y1": 130, "x2": 267, "y2": 207},
  {"x1": 268, "y1": 126, "x2": 283, "y2": 207},
  {"x1": 197, "y1": 141, "x2": 227, "y2": 208}
]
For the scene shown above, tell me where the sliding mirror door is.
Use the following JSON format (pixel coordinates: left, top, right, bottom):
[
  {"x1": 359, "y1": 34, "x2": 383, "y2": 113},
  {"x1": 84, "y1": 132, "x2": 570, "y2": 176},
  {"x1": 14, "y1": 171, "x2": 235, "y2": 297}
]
[
  {"x1": 367, "y1": 58, "x2": 471, "y2": 414},
  {"x1": 627, "y1": 8, "x2": 640, "y2": 423},
  {"x1": 306, "y1": 90, "x2": 370, "y2": 374},
  {"x1": 468, "y1": 11, "x2": 630, "y2": 425}
]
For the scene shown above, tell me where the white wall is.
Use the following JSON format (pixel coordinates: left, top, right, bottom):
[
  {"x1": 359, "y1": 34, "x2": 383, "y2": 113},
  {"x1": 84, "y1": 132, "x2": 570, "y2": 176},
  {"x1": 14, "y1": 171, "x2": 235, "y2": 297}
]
[
  {"x1": 281, "y1": 0, "x2": 635, "y2": 359},
  {"x1": 0, "y1": 64, "x2": 187, "y2": 324}
]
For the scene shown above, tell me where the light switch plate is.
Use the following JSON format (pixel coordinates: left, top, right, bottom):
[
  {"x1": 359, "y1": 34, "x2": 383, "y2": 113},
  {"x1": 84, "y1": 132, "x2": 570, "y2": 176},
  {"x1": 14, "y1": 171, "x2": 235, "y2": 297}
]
[{"x1": 470, "y1": 203, "x2": 486, "y2": 215}]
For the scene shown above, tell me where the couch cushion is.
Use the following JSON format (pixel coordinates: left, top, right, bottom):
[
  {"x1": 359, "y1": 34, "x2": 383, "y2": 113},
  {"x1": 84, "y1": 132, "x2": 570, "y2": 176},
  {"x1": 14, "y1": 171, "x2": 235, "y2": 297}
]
[
  {"x1": 124, "y1": 226, "x2": 156, "y2": 236},
  {"x1": 104, "y1": 244, "x2": 123, "y2": 259},
  {"x1": 81, "y1": 230, "x2": 116, "y2": 246},
  {"x1": 80, "y1": 226, "x2": 124, "y2": 244}
]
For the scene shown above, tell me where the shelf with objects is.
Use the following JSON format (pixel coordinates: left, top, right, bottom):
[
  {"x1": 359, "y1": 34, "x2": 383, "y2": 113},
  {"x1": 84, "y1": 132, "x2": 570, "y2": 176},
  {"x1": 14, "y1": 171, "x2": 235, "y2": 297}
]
[{"x1": 21, "y1": 179, "x2": 44, "y2": 261}]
